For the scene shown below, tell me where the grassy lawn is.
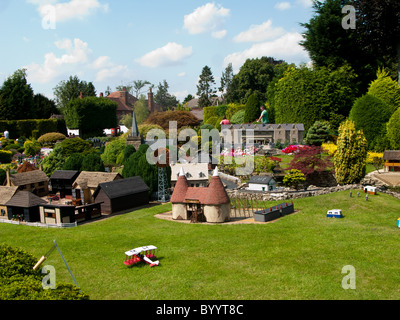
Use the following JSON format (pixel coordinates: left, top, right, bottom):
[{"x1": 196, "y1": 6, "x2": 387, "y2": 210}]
[{"x1": 1, "y1": 190, "x2": 400, "y2": 300}]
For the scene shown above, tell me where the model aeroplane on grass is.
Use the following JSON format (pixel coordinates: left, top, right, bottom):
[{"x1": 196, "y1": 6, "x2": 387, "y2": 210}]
[{"x1": 124, "y1": 245, "x2": 160, "y2": 267}]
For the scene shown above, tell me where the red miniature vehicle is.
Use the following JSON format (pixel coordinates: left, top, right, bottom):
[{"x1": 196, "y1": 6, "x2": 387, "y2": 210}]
[{"x1": 124, "y1": 245, "x2": 160, "y2": 267}]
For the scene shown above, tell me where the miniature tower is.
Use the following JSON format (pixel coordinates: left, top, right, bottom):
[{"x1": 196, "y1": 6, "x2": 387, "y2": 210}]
[{"x1": 126, "y1": 109, "x2": 142, "y2": 150}]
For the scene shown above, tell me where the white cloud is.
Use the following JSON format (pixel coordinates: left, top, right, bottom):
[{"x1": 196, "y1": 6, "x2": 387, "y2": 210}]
[
  {"x1": 234, "y1": 20, "x2": 285, "y2": 43},
  {"x1": 212, "y1": 30, "x2": 227, "y2": 39},
  {"x1": 95, "y1": 65, "x2": 128, "y2": 82},
  {"x1": 183, "y1": 3, "x2": 230, "y2": 35},
  {"x1": 275, "y1": 2, "x2": 292, "y2": 10},
  {"x1": 178, "y1": 72, "x2": 186, "y2": 77},
  {"x1": 26, "y1": 38, "x2": 91, "y2": 83},
  {"x1": 224, "y1": 32, "x2": 310, "y2": 72},
  {"x1": 296, "y1": 0, "x2": 313, "y2": 8},
  {"x1": 29, "y1": 0, "x2": 108, "y2": 23},
  {"x1": 136, "y1": 42, "x2": 193, "y2": 68}
]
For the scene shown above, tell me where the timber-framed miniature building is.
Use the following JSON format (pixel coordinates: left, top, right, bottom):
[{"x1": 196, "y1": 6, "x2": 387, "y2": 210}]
[
  {"x1": 171, "y1": 167, "x2": 230, "y2": 223},
  {"x1": 383, "y1": 150, "x2": 400, "y2": 172}
]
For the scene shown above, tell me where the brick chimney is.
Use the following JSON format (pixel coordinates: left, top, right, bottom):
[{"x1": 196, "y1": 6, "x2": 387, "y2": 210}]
[
  {"x1": 80, "y1": 91, "x2": 83, "y2": 99},
  {"x1": 148, "y1": 87, "x2": 154, "y2": 113},
  {"x1": 100, "y1": 92, "x2": 104, "y2": 97},
  {"x1": 120, "y1": 87, "x2": 128, "y2": 104}
]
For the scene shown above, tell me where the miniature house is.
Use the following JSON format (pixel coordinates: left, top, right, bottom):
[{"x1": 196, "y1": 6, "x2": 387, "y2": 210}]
[
  {"x1": 92, "y1": 176, "x2": 150, "y2": 214},
  {"x1": 0, "y1": 186, "x2": 18, "y2": 220},
  {"x1": 50, "y1": 170, "x2": 80, "y2": 197},
  {"x1": 170, "y1": 162, "x2": 209, "y2": 188},
  {"x1": 5, "y1": 170, "x2": 49, "y2": 197},
  {"x1": 171, "y1": 167, "x2": 230, "y2": 223},
  {"x1": 383, "y1": 150, "x2": 400, "y2": 172},
  {"x1": 72, "y1": 171, "x2": 123, "y2": 204},
  {"x1": 247, "y1": 176, "x2": 277, "y2": 191},
  {"x1": 5, "y1": 191, "x2": 48, "y2": 222}
]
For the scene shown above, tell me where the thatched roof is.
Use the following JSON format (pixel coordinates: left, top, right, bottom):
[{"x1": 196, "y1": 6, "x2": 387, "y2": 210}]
[
  {"x1": 72, "y1": 171, "x2": 123, "y2": 189},
  {"x1": 383, "y1": 150, "x2": 400, "y2": 161},
  {"x1": 8, "y1": 170, "x2": 49, "y2": 187},
  {"x1": 0, "y1": 186, "x2": 19, "y2": 206}
]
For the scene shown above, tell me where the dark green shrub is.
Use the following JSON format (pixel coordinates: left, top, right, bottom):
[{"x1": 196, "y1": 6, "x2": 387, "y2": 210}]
[
  {"x1": 243, "y1": 93, "x2": 260, "y2": 123},
  {"x1": 387, "y1": 108, "x2": 400, "y2": 150},
  {"x1": 38, "y1": 132, "x2": 67, "y2": 145},
  {"x1": 305, "y1": 121, "x2": 331, "y2": 146},
  {"x1": 63, "y1": 153, "x2": 84, "y2": 171},
  {"x1": 0, "y1": 150, "x2": 13, "y2": 163},
  {"x1": 81, "y1": 153, "x2": 105, "y2": 172},
  {"x1": 230, "y1": 109, "x2": 245, "y2": 124},
  {"x1": 349, "y1": 94, "x2": 392, "y2": 149},
  {"x1": 58, "y1": 138, "x2": 94, "y2": 157}
]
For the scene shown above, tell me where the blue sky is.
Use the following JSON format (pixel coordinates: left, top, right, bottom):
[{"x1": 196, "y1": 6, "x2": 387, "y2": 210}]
[{"x1": 0, "y1": 0, "x2": 314, "y2": 102}]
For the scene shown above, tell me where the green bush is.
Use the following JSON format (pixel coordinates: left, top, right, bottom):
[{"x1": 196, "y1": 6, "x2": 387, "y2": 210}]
[
  {"x1": 205, "y1": 116, "x2": 218, "y2": 126},
  {"x1": 386, "y1": 108, "x2": 400, "y2": 150},
  {"x1": 203, "y1": 106, "x2": 218, "y2": 124},
  {"x1": 62, "y1": 153, "x2": 85, "y2": 171},
  {"x1": 244, "y1": 93, "x2": 260, "y2": 123},
  {"x1": 225, "y1": 103, "x2": 245, "y2": 120},
  {"x1": 305, "y1": 121, "x2": 331, "y2": 146},
  {"x1": 23, "y1": 140, "x2": 41, "y2": 157},
  {"x1": 38, "y1": 132, "x2": 67, "y2": 145},
  {"x1": 58, "y1": 138, "x2": 94, "y2": 157},
  {"x1": 0, "y1": 120, "x2": 67, "y2": 140},
  {"x1": 349, "y1": 94, "x2": 392, "y2": 149},
  {"x1": 283, "y1": 169, "x2": 306, "y2": 190},
  {"x1": 101, "y1": 138, "x2": 126, "y2": 166},
  {"x1": 0, "y1": 150, "x2": 12, "y2": 163},
  {"x1": 81, "y1": 153, "x2": 105, "y2": 172},
  {"x1": 230, "y1": 109, "x2": 245, "y2": 124},
  {"x1": 368, "y1": 68, "x2": 400, "y2": 114},
  {"x1": 0, "y1": 244, "x2": 89, "y2": 300}
]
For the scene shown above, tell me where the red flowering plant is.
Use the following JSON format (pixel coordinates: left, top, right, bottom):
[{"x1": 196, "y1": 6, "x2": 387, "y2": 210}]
[{"x1": 286, "y1": 145, "x2": 334, "y2": 177}]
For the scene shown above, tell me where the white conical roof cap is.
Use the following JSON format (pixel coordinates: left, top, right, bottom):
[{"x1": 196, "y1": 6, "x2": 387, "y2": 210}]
[
  {"x1": 213, "y1": 167, "x2": 219, "y2": 177},
  {"x1": 179, "y1": 167, "x2": 186, "y2": 176}
]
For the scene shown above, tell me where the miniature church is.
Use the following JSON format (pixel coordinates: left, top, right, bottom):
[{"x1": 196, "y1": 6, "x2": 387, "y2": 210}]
[
  {"x1": 170, "y1": 167, "x2": 231, "y2": 223},
  {"x1": 126, "y1": 109, "x2": 142, "y2": 150}
]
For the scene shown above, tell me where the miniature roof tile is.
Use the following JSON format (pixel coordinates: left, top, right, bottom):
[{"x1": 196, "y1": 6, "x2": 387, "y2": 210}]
[
  {"x1": 73, "y1": 171, "x2": 122, "y2": 189},
  {"x1": 0, "y1": 186, "x2": 19, "y2": 206},
  {"x1": 93, "y1": 176, "x2": 149, "y2": 199},
  {"x1": 8, "y1": 170, "x2": 49, "y2": 186},
  {"x1": 5, "y1": 191, "x2": 48, "y2": 208},
  {"x1": 383, "y1": 150, "x2": 400, "y2": 161},
  {"x1": 170, "y1": 174, "x2": 189, "y2": 203}
]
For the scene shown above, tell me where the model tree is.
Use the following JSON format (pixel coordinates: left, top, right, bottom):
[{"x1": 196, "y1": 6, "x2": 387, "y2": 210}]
[
  {"x1": 386, "y1": 108, "x2": 400, "y2": 150},
  {"x1": 334, "y1": 119, "x2": 368, "y2": 184}
]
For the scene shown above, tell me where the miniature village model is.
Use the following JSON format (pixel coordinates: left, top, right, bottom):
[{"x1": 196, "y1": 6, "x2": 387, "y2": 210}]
[{"x1": 170, "y1": 167, "x2": 231, "y2": 223}]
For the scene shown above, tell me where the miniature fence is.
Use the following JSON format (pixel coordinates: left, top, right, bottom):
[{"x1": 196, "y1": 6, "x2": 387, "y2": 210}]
[
  {"x1": 230, "y1": 195, "x2": 272, "y2": 219},
  {"x1": 0, "y1": 219, "x2": 77, "y2": 229}
]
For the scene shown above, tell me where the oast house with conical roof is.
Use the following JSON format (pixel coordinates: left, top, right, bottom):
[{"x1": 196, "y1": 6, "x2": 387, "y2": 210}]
[{"x1": 171, "y1": 167, "x2": 230, "y2": 223}]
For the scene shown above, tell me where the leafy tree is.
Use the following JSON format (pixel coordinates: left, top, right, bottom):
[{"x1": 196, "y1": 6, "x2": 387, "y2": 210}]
[
  {"x1": 154, "y1": 80, "x2": 179, "y2": 110},
  {"x1": 243, "y1": 93, "x2": 260, "y2": 123},
  {"x1": 334, "y1": 119, "x2": 368, "y2": 184},
  {"x1": 101, "y1": 138, "x2": 126, "y2": 166},
  {"x1": 183, "y1": 94, "x2": 195, "y2": 104},
  {"x1": 305, "y1": 121, "x2": 332, "y2": 146},
  {"x1": 0, "y1": 69, "x2": 35, "y2": 120},
  {"x1": 53, "y1": 75, "x2": 96, "y2": 110},
  {"x1": 81, "y1": 153, "x2": 105, "y2": 172},
  {"x1": 300, "y1": 0, "x2": 377, "y2": 91},
  {"x1": 134, "y1": 95, "x2": 150, "y2": 125},
  {"x1": 62, "y1": 153, "x2": 84, "y2": 171},
  {"x1": 64, "y1": 97, "x2": 117, "y2": 138},
  {"x1": 349, "y1": 94, "x2": 392, "y2": 149},
  {"x1": 23, "y1": 139, "x2": 41, "y2": 157},
  {"x1": 132, "y1": 80, "x2": 151, "y2": 98},
  {"x1": 197, "y1": 66, "x2": 216, "y2": 108},
  {"x1": 274, "y1": 65, "x2": 357, "y2": 131},
  {"x1": 33, "y1": 93, "x2": 59, "y2": 119},
  {"x1": 353, "y1": 0, "x2": 400, "y2": 84},
  {"x1": 40, "y1": 146, "x2": 67, "y2": 176},
  {"x1": 283, "y1": 169, "x2": 306, "y2": 190},
  {"x1": 219, "y1": 63, "x2": 234, "y2": 102},
  {"x1": 386, "y1": 108, "x2": 400, "y2": 149},
  {"x1": 367, "y1": 68, "x2": 400, "y2": 114},
  {"x1": 226, "y1": 57, "x2": 289, "y2": 104}
]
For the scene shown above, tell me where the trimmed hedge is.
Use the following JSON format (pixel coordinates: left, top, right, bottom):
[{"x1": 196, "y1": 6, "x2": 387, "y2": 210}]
[{"x1": 0, "y1": 119, "x2": 67, "y2": 140}]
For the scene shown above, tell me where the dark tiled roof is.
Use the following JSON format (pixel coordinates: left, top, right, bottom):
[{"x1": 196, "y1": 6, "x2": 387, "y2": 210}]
[
  {"x1": 9, "y1": 170, "x2": 49, "y2": 186},
  {"x1": 50, "y1": 170, "x2": 80, "y2": 180},
  {"x1": 248, "y1": 176, "x2": 275, "y2": 185},
  {"x1": 93, "y1": 176, "x2": 149, "y2": 199},
  {"x1": 5, "y1": 191, "x2": 48, "y2": 208}
]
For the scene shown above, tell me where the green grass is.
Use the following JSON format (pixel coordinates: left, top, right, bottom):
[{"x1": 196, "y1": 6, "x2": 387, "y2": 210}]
[{"x1": 1, "y1": 190, "x2": 400, "y2": 300}]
